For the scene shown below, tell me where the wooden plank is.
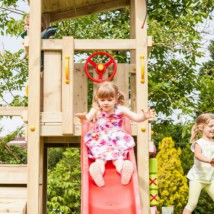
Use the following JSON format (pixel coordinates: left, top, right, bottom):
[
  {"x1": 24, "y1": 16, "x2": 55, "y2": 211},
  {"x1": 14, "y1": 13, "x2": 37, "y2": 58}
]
[
  {"x1": 43, "y1": 39, "x2": 136, "y2": 50},
  {"x1": 0, "y1": 165, "x2": 27, "y2": 184},
  {"x1": 41, "y1": 123, "x2": 137, "y2": 137},
  {"x1": 49, "y1": 0, "x2": 130, "y2": 22},
  {"x1": 113, "y1": 64, "x2": 129, "y2": 106},
  {"x1": 73, "y1": 64, "x2": 88, "y2": 114},
  {"x1": 41, "y1": 112, "x2": 62, "y2": 123},
  {"x1": 27, "y1": 0, "x2": 42, "y2": 213},
  {"x1": 0, "y1": 202, "x2": 26, "y2": 214},
  {"x1": 44, "y1": 136, "x2": 81, "y2": 144},
  {"x1": 0, "y1": 107, "x2": 27, "y2": 116},
  {"x1": 68, "y1": 39, "x2": 137, "y2": 50},
  {"x1": 41, "y1": 125, "x2": 62, "y2": 136},
  {"x1": 0, "y1": 187, "x2": 27, "y2": 199},
  {"x1": 24, "y1": 38, "x2": 137, "y2": 51},
  {"x1": 62, "y1": 37, "x2": 74, "y2": 135},
  {"x1": 134, "y1": 0, "x2": 150, "y2": 213},
  {"x1": 43, "y1": 51, "x2": 62, "y2": 112}
]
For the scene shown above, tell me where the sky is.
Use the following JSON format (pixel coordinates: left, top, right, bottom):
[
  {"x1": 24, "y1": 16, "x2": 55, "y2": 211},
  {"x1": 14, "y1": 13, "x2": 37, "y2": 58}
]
[{"x1": 0, "y1": 1, "x2": 214, "y2": 136}]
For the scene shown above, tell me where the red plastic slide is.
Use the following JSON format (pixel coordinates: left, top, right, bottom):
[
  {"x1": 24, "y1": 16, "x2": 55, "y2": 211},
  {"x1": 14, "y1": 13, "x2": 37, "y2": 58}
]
[{"x1": 81, "y1": 121, "x2": 142, "y2": 214}]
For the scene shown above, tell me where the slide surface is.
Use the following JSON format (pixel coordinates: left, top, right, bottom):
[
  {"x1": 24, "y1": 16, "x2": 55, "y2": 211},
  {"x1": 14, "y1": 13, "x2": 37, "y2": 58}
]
[{"x1": 81, "y1": 122, "x2": 142, "y2": 214}]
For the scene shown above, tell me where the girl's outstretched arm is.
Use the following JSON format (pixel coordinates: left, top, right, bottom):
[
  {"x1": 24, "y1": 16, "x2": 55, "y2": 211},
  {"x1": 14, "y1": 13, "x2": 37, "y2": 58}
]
[
  {"x1": 194, "y1": 143, "x2": 212, "y2": 164},
  {"x1": 120, "y1": 106, "x2": 156, "y2": 122},
  {"x1": 75, "y1": 107, "x2": 97, "y2": 121}
]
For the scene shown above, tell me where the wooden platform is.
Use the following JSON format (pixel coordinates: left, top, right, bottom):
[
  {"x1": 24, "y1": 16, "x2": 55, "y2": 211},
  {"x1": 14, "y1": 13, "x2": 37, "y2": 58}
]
[
  {"x1": 0, "y1": 165, "x2": 27, "y2": 213},
  {"x1": 0, "y1": 187, "x2": 27, "y2": 214}
]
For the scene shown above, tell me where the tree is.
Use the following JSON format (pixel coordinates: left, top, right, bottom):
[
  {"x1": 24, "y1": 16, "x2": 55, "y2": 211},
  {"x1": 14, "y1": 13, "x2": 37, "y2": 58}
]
[
  {"x1": 156, "y1": 137, "x2": 188, "y2": 214},
  {"x1": 47, "y1": 148, "x2": 81, "y2": 214},
  {"x1": 197, "y1": 40, "x2": 214, "y2": 114}
]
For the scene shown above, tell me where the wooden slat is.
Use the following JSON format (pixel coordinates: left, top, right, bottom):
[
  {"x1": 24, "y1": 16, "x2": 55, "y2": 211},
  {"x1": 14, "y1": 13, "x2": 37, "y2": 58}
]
[
  {"x1": 0, "y1": 201, "x2": 26, "y2": 214},
  {"x1": 48, "y1": 0, "x2": 130, "y2": 22},
  {"x1": 44, "y1": 136, "x2": 81, "y2": 144},
  {"x1": 43, "y1": 51, "x2": 62, "y2": 112},
  {"x1": 41, "y1": 124, "x2": 62, "y2": 136},
  {"x1": 0, "y1": 187, "x2": 27, "y2": 214},
  {"x1": 41, "y1": 112, "x2": 62, "y2": 123},
  {"x1": 62, "y1": 37, "x2": 74, "y2": 135},
  {"x1": 0, "y1": 165, "x2": 27, "y2": 185},
  {"x1": 113, "y1": 64, "x2": 129, "y2": 106},
  {"x1": 0, "y1": 107, "x2": 27, "y2": 116},
  {"x1": 73, "y1": 64, "x2": 88, "y2": 114},
  {"x1": 0, "y1": 187, "x2": 27, "y2": 199}
]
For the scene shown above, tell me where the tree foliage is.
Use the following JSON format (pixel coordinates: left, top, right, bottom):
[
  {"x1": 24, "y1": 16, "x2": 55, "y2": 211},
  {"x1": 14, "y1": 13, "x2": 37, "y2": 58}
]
[
  {"x1": 197, "y1": 40, "x2": 214, "y2": 114},
  {"x1": 148, "y1": 0, "x2": 214, "y2": 118},
  {"x1": 47, "y1": 148, "x2": 81, "y2": 214},
  {"x1": 0, "y1": 127, "x2": 26, "y2": 164},
  {"x1": 156, "y1": 137, "x2": 188, "y2": 213},
  {"x1": 0, "y1": 0, "x2": 25, "y2": 36},
  {"x1": 0, "y1": 49, "x2": 28, "y2": 106}
]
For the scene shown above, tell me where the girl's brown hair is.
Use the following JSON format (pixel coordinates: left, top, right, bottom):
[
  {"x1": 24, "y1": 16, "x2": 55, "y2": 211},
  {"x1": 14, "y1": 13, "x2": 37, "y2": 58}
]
[
  {"x1": 92, "y1": 81, "x2": 125, "y2": 108},
  {"x1": 190, "y1": 113, "x2": 214, "y2": 143}
]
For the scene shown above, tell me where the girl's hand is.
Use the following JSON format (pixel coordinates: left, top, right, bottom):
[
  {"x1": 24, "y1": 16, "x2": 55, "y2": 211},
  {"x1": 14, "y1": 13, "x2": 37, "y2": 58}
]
[
  {"x1": 143, "y1": 108, "x2": 156, "y2": 120},
  {"x1": 210, "y1": 158, "x2": 214, "y2": 166},
  {"x1": 75, "y1": 112, "x2": 87, "y2": 120}
]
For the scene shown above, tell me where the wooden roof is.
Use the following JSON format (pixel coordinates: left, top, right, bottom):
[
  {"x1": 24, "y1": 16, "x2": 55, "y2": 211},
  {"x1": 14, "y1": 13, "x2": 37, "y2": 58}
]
[{"x1": 41, "y1": 0, "x2": 130, "y2": 22}]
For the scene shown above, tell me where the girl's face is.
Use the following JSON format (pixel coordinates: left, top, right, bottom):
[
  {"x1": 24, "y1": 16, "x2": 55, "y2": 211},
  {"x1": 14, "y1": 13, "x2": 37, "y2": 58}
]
[
  {"x1": 202, "y1": 119, "x2": 214, "y2": 140},
  {"x1": 98, "y1": 96, "x2": 117, "y2": 114}
]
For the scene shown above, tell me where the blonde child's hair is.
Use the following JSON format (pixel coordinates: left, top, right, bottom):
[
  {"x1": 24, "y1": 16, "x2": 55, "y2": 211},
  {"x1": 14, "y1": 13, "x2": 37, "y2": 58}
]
[
  {"x1": 24, "y1": 14, "x2": 48, "y2": 31},
  {"x1": 92, "y1": 81, "x2": 125, "y2": 109},
  {"x1": 190, "y1": 113, "x2": 214, "y2": 143}
]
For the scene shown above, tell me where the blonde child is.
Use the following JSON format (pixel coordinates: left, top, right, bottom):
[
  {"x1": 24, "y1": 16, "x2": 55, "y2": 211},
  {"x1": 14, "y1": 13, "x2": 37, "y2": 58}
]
[
  {"x1": 75, "y1": 81, "x2": 156, "y2": 187},
  {"x1": 183, "y1": 113, "x2": 214, "y2": 214}
]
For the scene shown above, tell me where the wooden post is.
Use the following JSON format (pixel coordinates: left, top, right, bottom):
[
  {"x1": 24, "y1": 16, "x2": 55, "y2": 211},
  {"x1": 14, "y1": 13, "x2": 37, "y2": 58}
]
[
  {"x1": 62, "y1": 37, "x2": 74, "y2": 135},
  {"x1": 27, "y1": 0, "x2": 42, "y2": 213},
  {"x1": 134, "y1": 0, "x2": 150, "y2": 213}
]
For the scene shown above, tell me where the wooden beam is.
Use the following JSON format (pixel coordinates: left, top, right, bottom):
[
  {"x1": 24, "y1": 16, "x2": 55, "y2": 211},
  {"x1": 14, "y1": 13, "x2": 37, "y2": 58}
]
[
  {"x1": 49, "y1": 0, "x2": 130, "y2": 22},
  {"x1": 40, "y1": 122, "x2": 137, "y2": 137},
  {"x1": 134, "y1": 0, "x2": 150, "y2": 213},
  {"x1": 0, "y1": 107, "x2": 27, "y2": 116},
  {"x1": 24, "y1": 37, "x2": 137, "y2": 51},
  {"x1": 44, "y1": 136, "x2": 81, "y2": 144},
  {"x1": 27, "y1": 0, "x2": 41, "y2": 213},
  {"x1": 43, "y1": 39, "x2": 137, "y2": 50},
  {"x1": 0, "y1": 165, "x2": 27, "y2": 185}
]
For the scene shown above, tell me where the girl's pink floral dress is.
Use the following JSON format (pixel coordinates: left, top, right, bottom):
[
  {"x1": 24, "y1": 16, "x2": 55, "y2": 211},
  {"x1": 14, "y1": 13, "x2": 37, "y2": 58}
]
[{"x1": 85, "y1": 107, "x2": 135, "y2": 161}]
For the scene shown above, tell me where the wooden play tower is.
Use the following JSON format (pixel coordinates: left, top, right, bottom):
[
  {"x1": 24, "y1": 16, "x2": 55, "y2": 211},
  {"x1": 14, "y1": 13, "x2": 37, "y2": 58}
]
[{"x1": 0, "y1": 0, "x2": 155, "y2": 213}]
